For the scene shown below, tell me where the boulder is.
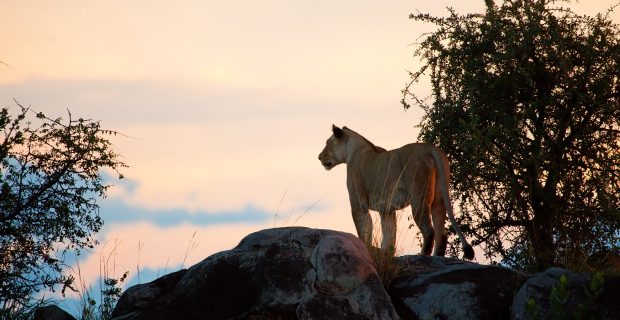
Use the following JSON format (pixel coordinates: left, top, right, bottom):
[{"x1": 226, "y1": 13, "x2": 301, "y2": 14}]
[
  {"x1": 111, "y1": 227, "x2": 398, "y2": 320},
  {"x1": 112, "y1": 268, "x2": 187, "y2": 318},
  {"x1": 389, "y1": 255, "x2": 527, "y2": 320},
  {"x1": 34, "y1": 305, "x2": 76, "y2": 320},
  {"x1": 511, "y1": 267, "x2": 620, "y2": 320}
]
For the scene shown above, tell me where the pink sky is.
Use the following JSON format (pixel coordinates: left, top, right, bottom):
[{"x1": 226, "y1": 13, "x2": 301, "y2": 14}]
[{"x1": 2, "y1": 0, "x2": 618, "y2": 311}]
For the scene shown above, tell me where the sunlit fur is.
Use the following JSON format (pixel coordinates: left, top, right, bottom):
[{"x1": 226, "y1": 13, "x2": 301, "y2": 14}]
[{"x1": 318, "y1": 125, "x2": 474, "y2": 259}]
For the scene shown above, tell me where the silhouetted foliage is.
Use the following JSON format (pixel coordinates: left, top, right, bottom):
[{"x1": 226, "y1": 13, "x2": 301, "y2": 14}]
[
  {"x1": 403, "y1": 0, "x2": 620, "y2": 271},
  {"x1": 0, "y1": 101, "x2": 125, "y2": 315}
]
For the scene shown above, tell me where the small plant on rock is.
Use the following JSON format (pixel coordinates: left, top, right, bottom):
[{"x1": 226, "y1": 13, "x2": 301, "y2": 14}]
[{"x1": 526, "y1": 272, "x2": 605, "y2": 320}]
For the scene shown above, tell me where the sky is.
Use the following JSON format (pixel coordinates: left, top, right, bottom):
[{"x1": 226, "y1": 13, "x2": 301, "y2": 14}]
[{"x1": 2, "y1": 0, "x2": 619, "y2": 313}]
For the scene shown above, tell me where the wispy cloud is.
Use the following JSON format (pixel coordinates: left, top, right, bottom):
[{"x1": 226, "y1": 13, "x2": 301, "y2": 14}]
[
  {"x1": 100, "y1": 198, "x2": 272, "y2": 227},
  {"x1": 0, "y1": 78, "x2": 360, "y2": 129}
]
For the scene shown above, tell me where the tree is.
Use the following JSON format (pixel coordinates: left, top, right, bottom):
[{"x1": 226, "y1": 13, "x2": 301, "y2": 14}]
[
  {"x1": 403, "y1": 0, "x2": 620, "y2": 271},
  {"x1": 0, "y1": 102, "x2": 125, "y2": 314}
]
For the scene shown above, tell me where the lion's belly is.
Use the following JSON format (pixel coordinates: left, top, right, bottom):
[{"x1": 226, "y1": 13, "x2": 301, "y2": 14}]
[{"x1": 369, "y1": 187, "x2": 410, "y2": 212}]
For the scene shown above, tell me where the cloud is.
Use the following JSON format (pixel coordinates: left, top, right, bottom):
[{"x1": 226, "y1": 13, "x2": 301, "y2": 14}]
[
  {"x1": 0, "y1": 78, "x2": 366, "y2": 130},
  {"x1": 1, "y1": 79, "x2": 269, "y2": 126},
  {"x1": 100, "y1": 198, "x2": 272, "y2": 228}
]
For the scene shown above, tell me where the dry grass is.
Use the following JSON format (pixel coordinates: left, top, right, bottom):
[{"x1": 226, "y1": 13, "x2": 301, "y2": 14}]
[{"x1": 366, "y1": 209, "x2": 419, "y2": 288}]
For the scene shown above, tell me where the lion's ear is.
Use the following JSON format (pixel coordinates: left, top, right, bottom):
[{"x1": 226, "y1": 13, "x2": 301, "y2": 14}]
[{"x1": 332, "y1": 124, "x2": 344, "y2": 139}]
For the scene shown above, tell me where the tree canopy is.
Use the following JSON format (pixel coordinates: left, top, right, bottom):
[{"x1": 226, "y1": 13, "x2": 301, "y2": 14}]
[
  {"x1": 403, "y1": 0, "x2": 619, "y2": 271},
  {"x1": 0, "y1": 102, "x2": 125, "y2": 314}
]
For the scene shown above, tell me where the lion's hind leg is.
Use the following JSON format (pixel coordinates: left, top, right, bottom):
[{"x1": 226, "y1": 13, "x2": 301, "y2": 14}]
[
  {"x1": 431, "y1": 200, "x2": 448, "y2": 256},
  {"x1": 411, "y1": 201, "x2": 434, "y2": 255}
]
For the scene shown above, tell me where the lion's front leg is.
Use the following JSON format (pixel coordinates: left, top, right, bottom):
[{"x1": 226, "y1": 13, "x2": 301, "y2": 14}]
[
  {"x1": 350, "y1": 201, "x2": 372, "y2": 247},
  {"x1": 380, "y1": 210, "x2": 397, "y2": 255}
]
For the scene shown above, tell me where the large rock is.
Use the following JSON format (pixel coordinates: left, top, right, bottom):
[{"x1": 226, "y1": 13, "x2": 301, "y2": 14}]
[
  {"x1": 112, "y1": 268, "x2": 187, "y2": 319},
  {"x1": 389, "y1": 255, "x2": 528, "y2": 320},
  {"x1": 34, "y1": 305, "x2": 77, "y2": 320},
  {"x1": 511, "y1": 267, "x2": 620, "y2": 320},
  {"x1": 112, "y1": 227, "x2": 398, "y2": 320}
]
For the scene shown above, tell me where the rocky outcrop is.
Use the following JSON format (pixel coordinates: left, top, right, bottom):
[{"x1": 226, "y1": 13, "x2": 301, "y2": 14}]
[
  {"x1": 389, "y1": 255, "x2": 528, "y2": 320},
  {"x1": 111, "y1": 227, "x2": 398, "y2": 320},
  {"x1": 108, "y1": 227, "x2": 619, "y2": 320}
]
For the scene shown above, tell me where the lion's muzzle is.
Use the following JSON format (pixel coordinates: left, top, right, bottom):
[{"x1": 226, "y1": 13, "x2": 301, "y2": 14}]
[{"x1": 318, "y1": 152, "x2": 335, "y2": 170}]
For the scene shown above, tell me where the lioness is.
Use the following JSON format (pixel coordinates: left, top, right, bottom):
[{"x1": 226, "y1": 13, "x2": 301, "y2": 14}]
[{"x1": 318, "y1": 125, "x2": 474, "y2": 260}]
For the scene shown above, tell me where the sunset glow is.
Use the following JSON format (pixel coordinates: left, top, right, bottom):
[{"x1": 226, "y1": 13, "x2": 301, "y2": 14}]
[{"x1": 2, "y1": 0, "x2": 618, "y2": 311}]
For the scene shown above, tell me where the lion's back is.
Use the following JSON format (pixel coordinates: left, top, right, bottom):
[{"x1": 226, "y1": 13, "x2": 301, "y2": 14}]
[
  {"x1": 354, "y1": 143, "x2": 440, "y2": 191},
  {"x1": 394, "y1": 143, "x2": 443, "y2": 165}
]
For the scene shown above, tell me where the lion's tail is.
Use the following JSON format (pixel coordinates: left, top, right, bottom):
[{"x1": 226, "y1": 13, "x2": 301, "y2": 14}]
[{"x1": 431, "y1": 148, "x2": 475, "y2": 260}]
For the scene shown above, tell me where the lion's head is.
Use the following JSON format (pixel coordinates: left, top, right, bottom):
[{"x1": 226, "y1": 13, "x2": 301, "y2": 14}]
[{"x1": 318, "y1": 125, "x2": 348, "y2": 170}]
